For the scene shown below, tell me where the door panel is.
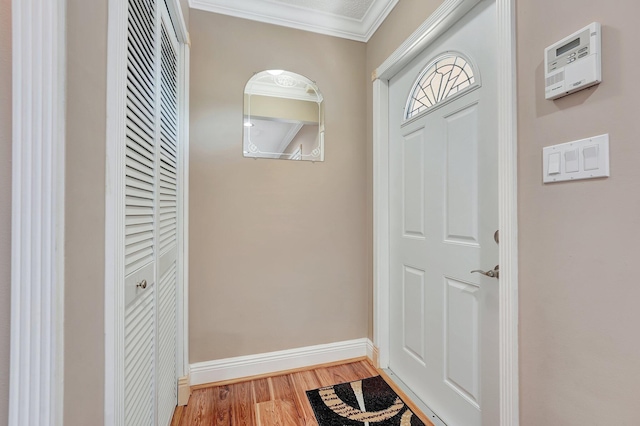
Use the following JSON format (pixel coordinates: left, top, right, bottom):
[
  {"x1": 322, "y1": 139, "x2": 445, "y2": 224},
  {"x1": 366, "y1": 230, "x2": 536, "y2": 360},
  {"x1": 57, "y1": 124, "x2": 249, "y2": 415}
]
[
  {"x1": 402, "y1": 130, "x2": 425, "y2": 238},
  {"x1": 444, "y1": 104, "x2": 479, "y2": 245},
  {"x1": 444, "y1": 278, "x2": 480, "y2": 407},
  {"x1": 403, "y1": 266, "x2": 425, "y2": 363}
]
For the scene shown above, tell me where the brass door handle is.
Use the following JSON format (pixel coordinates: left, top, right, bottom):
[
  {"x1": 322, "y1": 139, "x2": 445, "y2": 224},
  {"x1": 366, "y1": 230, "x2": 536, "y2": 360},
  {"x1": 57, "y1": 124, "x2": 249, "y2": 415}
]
[
  {"x1": 136, "y1": 279, "x2": 147, "y2": 289},
  {"x1": 471, "y1": 265, "x2": 499, "y2": 279}
]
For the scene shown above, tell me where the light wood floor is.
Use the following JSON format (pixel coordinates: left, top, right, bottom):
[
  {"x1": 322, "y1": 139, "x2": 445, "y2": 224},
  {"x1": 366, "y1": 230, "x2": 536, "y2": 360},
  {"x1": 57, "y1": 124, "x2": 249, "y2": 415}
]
[{"x1": 170, "y1": 358, "x2": 433, "y2": 426}]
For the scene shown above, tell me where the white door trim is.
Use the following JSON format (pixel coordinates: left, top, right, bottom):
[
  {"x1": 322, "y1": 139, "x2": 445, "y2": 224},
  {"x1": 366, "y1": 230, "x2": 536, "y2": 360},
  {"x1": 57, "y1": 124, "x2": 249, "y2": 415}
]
[
  {"x1": 104, "y1": 0, "x2": 189, "y2": 423},
  {"x1": 372, "y1": 0, "x2": 519, "y2": 425},
  {"x1": 163, "y1": 6, "x2": 190, "y2": 391},
  {"x1": 9, "y1": 0, "x2": 66, "y2": 424},
  {"x1": 176, "y1": 39, "x2": 191, "y2": 402},
  {"x1": 162, "y1": 0, "x2": 192, "y2": 402}
]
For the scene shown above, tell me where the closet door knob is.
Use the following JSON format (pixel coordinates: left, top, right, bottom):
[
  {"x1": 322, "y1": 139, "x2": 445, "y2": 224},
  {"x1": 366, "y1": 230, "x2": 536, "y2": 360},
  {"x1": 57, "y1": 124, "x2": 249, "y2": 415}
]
[{"x1": 136, "y1": 279, "x2": 147, "y2": 289}]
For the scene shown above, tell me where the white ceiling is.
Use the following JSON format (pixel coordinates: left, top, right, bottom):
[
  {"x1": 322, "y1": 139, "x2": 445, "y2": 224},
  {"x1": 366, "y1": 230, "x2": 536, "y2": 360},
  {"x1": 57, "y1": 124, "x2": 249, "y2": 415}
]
[{"x1": 188, "y1": 0, "x2": 399, "y2": 42}]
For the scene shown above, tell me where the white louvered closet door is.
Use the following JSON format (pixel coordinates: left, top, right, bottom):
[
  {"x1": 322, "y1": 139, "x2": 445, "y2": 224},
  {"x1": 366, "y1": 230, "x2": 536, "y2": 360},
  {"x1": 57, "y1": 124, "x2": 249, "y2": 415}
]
[
  {"x1": 124, "y1": 0, "x2": 157, "y2": 424},
  {"x1": 123, "y1": 0, "x2": 180, "y2": 424}
]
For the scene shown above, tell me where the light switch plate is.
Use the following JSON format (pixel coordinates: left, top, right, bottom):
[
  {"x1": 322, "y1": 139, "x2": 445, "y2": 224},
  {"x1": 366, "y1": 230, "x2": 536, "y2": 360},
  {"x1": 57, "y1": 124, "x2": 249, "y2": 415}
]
[{"x1": 543, "y1": 134, "x2": 610, "y2": 183}]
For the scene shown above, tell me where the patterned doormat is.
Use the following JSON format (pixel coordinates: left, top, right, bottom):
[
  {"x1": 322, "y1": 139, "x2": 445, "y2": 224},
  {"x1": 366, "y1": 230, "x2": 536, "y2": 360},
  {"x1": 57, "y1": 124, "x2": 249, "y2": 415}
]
[{"x1": 306, "y1": 375, "x2": 427, "y2": 426}]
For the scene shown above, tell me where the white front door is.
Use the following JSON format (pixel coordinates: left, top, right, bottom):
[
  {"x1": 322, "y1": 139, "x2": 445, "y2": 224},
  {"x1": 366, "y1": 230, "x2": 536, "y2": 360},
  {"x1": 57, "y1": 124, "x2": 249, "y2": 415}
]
[{"x1": 388, "y1": 1, "x2": 499, "y2": 425}]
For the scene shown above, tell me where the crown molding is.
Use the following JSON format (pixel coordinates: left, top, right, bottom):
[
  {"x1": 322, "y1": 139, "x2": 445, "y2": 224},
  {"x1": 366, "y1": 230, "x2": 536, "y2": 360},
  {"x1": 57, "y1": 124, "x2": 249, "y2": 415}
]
[{"x1": 188, "y1": 0, "x2": 399, "y2": 42}]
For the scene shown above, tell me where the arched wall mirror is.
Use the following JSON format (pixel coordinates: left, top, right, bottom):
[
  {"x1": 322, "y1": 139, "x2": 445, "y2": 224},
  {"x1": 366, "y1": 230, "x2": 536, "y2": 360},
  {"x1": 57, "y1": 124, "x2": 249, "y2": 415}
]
[{"x1": 243, "y1": 70, "x2": 324, "y2": 161}]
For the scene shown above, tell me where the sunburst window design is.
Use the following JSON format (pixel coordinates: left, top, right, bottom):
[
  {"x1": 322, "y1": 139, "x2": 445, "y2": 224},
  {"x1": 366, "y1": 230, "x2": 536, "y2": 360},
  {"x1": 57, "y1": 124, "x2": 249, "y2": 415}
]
[{"x1": 405, "y1": 54, "x2": 476, "y2": 120}]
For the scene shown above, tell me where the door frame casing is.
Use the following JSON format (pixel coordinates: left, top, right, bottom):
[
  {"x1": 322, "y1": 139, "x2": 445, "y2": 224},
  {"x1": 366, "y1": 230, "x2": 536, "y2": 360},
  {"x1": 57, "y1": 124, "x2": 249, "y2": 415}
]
[
  {"x1": 104, "y1": 0, "x2": 190, "y2": 423},
  {"x1": 372, "y1": 0, "x2": 519, "y2": 424}
]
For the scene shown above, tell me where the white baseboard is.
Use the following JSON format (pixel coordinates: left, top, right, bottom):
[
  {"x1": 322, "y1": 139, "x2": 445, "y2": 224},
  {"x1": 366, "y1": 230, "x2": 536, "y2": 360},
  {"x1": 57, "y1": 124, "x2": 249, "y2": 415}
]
[
  {"x1": 366, "y1": 339, "x2": 375, "y2": 361},
  {"x1": 190, "y1": 338, "x2": 373, "y2": 386},
  {"x1": 177, "y1": 374, "x2": 191, "y2": 406}
]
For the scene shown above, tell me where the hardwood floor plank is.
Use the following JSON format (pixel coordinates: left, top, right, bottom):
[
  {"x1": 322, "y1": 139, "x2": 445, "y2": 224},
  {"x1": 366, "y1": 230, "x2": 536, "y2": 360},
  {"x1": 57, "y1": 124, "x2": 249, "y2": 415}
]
[
  {"x1": 289, "y1": 371, "x2": 321, "y2": 426},
  {"x1": 255, "y1": 401, "x2": 272, "y2": 426},
  {"x1": 170, "y1": 405, "x2": 184, "y2": 426},
  {"x1": 351, "y1": 359, "x2": 379, "y2": 379},
  {"x1": 252, "y1": 377, "x2": 272, "y2": 404},
  {"x1": 270, "y1": 374, "x2": 295, "y2": 401},
  {"x1": 276, "y1": 400, "x2": 300, "y2": 425},
  {"x1": 231, "y1": 381, "x2": 255, "y2": 426},
  {"x1": 315, "y1": 362, "x2": 363, "y2": 387},
  {"x1": 179, "y1": 387, "x2": 215, "y2": 426},
  {"x1": 213, "y1": 385, "x2": 233, "y2": 425},
  {"x1": 256, "y1": 400, "x2": 299, "y2": 426},
  {"x1": 292, "y1": 370, "x2": 321, "y2": 392},
  {"x1": 313, "y1": 366, "x2": 336, "y2": 387},
  {"x1": 359, "y1": 359, "x2": 380, "y2": 377}
]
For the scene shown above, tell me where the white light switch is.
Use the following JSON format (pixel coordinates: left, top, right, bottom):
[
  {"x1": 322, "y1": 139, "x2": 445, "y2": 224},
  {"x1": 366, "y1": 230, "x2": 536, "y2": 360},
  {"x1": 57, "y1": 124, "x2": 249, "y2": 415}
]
[
  {"x1": 548, "y1": 152, "x2": 561, "y2": 174},
  {"x1": 543, "y1": 134, "x2": 610, "y2": 183},
  {"x1": 565, "y1": 148, "x2": 579, "y2": 173},
  {"x1": 583, "y1": 145, "x2": 599, "y2": 170}
]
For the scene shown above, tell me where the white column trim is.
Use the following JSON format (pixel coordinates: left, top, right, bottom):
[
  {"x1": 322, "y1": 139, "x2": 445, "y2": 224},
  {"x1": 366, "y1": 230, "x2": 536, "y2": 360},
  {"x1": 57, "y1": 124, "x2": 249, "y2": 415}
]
[
  {"x1": 9, "y1": 0, "x2": 66, "y2": 424},
  {"x1": 104, "y1": 0, "x2": 129, "y2": 423},
  {"x1": 496, "y1": 0, "x2": 519, "y2": 424},
  {"x1": 371, "y1": 0, "x2": 519, "y2": 424},
  {"x1": 372, "y1": 78, "x2": 390, "y2": 369}
]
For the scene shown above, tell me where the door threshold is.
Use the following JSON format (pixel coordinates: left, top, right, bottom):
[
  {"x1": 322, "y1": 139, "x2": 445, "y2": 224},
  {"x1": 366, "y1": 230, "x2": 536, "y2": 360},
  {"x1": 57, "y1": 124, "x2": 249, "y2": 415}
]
[{"x1": 380, "y1": 368, "x2": 448, "y2": 426}]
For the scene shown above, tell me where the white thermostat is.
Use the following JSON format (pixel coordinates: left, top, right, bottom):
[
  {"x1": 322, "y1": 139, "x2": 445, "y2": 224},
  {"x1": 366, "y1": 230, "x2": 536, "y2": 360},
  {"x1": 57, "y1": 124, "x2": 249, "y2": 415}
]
[{"x1": 545, "y1": 22, "x2": 602, "y2": 100}]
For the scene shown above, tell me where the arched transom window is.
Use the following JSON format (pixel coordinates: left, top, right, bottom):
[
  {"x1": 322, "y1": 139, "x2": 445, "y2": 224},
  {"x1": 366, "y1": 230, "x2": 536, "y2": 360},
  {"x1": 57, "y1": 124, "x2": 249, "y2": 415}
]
[{"x1": 405, "y1": 53, "x2": 477, "y2": 120}]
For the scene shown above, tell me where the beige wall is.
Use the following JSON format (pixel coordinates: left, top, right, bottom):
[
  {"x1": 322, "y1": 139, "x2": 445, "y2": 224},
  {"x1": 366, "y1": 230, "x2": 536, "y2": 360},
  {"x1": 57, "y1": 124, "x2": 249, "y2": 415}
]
[
  {"x1": 517, "y1": 1, "x2": 640, "y2": 424},
  {"x1": 0, "y1": 0, "x2": 11, "y2": 424},
  {"x1": 189, "y1": 11, "x2": 368, "y2": 362},
  {"x1": 365, "y1": 0, "x2": 446, "y2": 338},
  {"x1": 64, "y1": 0, "x2": 108, "y2": 423}
]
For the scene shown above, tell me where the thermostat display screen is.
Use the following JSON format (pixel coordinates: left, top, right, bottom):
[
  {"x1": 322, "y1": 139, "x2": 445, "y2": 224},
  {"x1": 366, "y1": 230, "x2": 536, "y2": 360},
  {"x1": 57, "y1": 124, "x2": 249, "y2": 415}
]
[{"x1": 556, "y1": 37, "x2": 580, "y2": 56}]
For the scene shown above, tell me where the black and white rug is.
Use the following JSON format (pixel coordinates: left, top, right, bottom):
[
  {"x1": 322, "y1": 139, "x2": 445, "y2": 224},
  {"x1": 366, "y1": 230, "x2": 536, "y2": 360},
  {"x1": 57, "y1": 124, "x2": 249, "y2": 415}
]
[{"x1": 306, "y1": 375, "x2": 427, "y2": 426}]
